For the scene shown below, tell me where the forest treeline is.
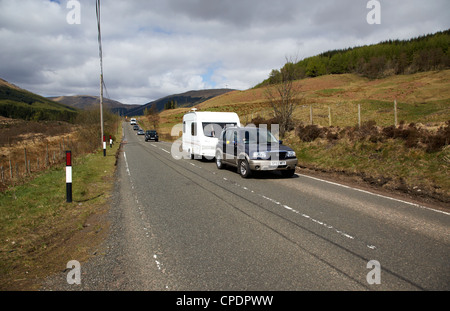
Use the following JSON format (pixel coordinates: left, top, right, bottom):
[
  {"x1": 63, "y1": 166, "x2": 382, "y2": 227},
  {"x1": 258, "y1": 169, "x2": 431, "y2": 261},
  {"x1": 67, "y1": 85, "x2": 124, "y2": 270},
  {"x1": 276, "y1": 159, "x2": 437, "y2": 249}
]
[
  {"x1": 0, "y1": 86, "x2": 78, "y2": 122},
  {"x1": 257, "y1": 29, "x2": 450, "y2": 86}
]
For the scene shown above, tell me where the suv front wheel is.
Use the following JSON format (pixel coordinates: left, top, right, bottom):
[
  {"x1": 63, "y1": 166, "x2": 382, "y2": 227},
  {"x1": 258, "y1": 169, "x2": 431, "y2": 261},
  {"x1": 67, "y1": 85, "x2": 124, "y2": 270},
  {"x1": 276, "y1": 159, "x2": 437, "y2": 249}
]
[
  {"x1": 216, "y1": 152, "x2": 224, "y2": 169},
  {"x1": 238, "y1": 159, "x2": 251, "y2": 178}
]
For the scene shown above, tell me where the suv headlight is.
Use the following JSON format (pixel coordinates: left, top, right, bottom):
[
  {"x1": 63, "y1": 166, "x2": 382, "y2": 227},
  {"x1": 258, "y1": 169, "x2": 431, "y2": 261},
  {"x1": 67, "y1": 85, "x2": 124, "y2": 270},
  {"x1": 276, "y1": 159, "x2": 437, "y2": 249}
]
[
  {"x1": 286, "y1": 151, "x2": 296, "y2": 158},
  {"x1": 252, "y1": 151, "x2": 268, "y2": 159}
]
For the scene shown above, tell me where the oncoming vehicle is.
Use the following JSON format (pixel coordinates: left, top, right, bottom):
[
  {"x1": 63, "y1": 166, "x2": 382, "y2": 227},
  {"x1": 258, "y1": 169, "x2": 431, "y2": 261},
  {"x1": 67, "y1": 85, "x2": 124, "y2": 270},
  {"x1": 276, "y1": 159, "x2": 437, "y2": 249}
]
[
  {"x1": 182, "y1": 110, "x2": 240, "y2": 160},
  {"x1": 130, "y1": 118, "x2": 137, "y2": 125},
  {"x1": 215, "y1": 126, "x2": 298, "y2": 178},
  {"x1": 137, "y1": 129, "x2": 145, "y2": 135},
  {"x1": 133, "y1": 125, "x2": 139, "y2": 131},
  {"x1": 145, "y1": 130, "x2": 159, "y2": 142}
]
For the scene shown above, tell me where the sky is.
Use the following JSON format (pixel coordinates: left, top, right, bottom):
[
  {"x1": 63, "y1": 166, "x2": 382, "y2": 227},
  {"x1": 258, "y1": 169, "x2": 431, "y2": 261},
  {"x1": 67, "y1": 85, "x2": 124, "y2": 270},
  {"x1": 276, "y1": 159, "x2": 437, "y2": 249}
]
[{"x1": 0, "y1": 0, "x2": 449, "y2": 106}]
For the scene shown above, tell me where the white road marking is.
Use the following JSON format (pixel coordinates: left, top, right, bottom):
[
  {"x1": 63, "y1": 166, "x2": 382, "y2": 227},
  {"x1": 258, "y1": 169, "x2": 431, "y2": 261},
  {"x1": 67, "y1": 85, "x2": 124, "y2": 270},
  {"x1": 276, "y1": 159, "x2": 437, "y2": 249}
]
[
  {"x1": 298, "y1": 174, "x2": 450, "y2": 216},
  {"x1": 153, "y1": 254, "x2": 163, "y2": 271},
  {"x1": 123, "y1": 152, "x2": 131, "y2": 176},
  {"x1": 260, "y1": 194, "x2": 365, "y2": 246}
]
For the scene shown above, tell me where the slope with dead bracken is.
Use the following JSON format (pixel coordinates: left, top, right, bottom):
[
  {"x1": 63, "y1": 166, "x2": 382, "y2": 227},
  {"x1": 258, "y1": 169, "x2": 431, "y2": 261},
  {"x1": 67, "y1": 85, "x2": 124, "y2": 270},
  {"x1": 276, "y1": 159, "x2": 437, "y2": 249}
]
[{"x1": 159, "y1": 69, "x2": 450, "y2": 130}]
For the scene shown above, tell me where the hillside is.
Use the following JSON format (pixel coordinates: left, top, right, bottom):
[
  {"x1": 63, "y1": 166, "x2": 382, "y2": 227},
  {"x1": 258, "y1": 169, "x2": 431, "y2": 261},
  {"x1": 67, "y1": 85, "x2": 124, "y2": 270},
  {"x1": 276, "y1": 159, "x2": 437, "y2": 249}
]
[
  {"x1": 127, "y1": 88, "x2": 235, "y2": 116},
  {"x1": 258, "y1": 29, "x2": 450, "y2": 86},
  {"x1": 0, "y1": 79, "x2": 78, "y2": 122},
  {"x1": 162, "y1": 69, "x2": 449, "y2": 127},
  {"x1": 49, "y1": 95, "x2": 139, "y2": 116}
]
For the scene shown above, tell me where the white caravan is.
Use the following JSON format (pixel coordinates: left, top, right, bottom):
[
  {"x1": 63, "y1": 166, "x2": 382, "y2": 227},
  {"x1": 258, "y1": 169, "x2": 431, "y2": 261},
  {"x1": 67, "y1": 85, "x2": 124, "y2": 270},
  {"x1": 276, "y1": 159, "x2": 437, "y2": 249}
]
[{"x1": 182, "y1": 110, "x2": 240, "y2": 160}]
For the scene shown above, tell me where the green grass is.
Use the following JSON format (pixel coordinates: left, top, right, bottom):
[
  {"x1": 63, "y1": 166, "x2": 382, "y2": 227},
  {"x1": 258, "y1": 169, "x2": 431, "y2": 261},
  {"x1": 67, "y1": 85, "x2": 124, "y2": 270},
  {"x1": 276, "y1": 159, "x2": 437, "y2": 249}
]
[
  {"x1": 0, "y1": 127, "x2": 120, "y2": 290},
  {"x1": 286, "y1": 134, "x2": 450, "y2": 201},
  {"x1": 315, "y1": 88, "x2": 345, "y2": 96}
]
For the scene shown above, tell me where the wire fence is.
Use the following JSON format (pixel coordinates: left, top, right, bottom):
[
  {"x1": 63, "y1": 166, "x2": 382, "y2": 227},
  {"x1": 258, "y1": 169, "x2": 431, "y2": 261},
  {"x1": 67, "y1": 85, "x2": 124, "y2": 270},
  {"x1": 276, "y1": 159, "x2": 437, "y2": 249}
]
[{"x1": 0, "y1": 134, "x2": 94, "y2": 191}]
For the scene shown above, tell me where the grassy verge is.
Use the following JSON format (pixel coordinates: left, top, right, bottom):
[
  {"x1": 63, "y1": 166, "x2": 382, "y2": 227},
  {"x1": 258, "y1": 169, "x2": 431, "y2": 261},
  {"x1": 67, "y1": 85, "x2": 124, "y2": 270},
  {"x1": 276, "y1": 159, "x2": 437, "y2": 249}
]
[
  {"x1": 285, "y1": 128, "x2": 450, "y2": 204},
  {"x1": 0, "y1": 127, "x2": 121, "y2": 290}
]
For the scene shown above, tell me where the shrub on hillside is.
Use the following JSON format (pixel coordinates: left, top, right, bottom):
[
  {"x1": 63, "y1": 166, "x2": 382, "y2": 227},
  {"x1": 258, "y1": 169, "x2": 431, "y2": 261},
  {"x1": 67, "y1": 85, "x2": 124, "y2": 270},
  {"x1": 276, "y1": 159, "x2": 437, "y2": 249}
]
[
  {"x1": 294, "y1": 120, "x2": 449, "y2": 153},
  {"x1": 296, "y1": 124, "x2": 324, "y2": 142}
]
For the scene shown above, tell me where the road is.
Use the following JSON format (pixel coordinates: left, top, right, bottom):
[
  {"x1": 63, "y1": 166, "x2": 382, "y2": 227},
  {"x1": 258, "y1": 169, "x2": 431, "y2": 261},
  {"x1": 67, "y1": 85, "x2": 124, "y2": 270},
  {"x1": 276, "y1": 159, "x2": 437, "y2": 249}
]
[{"x1": 44, "y1": 121, "x2": 450, "y2": 291}]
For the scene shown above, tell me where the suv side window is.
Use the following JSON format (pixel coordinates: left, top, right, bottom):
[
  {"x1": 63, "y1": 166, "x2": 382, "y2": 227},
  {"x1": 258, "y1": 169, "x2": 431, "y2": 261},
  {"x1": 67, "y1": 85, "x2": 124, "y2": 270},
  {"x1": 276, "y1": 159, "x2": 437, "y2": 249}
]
[{"x1": 225, "y1": 129, "x2": 234, "y2": 143}]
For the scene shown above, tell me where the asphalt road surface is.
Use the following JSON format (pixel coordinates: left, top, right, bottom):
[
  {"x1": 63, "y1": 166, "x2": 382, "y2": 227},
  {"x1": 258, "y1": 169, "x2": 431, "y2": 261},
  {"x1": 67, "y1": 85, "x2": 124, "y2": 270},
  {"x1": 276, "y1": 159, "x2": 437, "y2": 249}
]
[{"x1": 43, "y1": 121, "x2": 450, "y2": 291}]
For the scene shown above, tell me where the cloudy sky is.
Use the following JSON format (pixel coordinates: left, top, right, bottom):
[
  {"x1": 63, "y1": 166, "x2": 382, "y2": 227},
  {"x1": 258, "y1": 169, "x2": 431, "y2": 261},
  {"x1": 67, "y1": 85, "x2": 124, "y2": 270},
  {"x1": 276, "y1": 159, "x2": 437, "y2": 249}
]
[{"x1": 1, "y1": 0, "x2": 449, "y2": 105}]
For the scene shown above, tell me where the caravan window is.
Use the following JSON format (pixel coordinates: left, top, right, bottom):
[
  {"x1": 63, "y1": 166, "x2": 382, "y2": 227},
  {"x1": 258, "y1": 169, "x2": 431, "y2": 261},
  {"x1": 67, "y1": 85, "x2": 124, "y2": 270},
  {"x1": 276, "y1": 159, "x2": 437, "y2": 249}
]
[
  {"x1": 191, "y1": 122, "x2": 197, "y2": 136},
  {"x1": 203, "y1": 122, "x2": 237, "y2": 138}
]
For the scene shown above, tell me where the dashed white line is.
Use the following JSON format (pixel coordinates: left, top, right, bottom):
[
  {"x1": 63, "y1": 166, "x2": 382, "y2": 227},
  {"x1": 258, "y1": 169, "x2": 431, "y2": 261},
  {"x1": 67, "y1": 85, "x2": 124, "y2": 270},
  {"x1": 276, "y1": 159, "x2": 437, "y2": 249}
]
[
  {"x1": 153, "y1": 254, "x2": 163, "y2": 271},
  {"x1": 259, "y1": 195, "x2": 364, "y2": 246},
  {"x1": 299, "y1": 173, "x2": 450, "y2": 216},
  {"x1": 123, "y1": 152, "x2": 131, "y2": 176}
]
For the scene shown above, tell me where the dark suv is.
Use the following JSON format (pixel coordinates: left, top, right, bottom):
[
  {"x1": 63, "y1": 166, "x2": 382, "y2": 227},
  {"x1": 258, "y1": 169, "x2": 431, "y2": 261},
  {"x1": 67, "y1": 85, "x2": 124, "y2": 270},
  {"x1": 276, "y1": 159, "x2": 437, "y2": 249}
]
[
  {"x1": 145, "y1": 130, "x2": 159, "y2": 142},
  {"x1": 215, "y1": 126, "x2": 298, "y2": 178}
]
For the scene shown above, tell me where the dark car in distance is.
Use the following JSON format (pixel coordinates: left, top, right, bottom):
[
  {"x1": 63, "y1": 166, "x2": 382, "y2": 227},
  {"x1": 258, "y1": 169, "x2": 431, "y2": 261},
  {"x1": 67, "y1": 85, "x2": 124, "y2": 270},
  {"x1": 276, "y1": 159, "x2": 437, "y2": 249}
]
[
  {"x1": 215, "y1": 126, "x2": 297, "y2": 178},
  {"x1": 133, "y1": 125, "x2": 139, "y2": 131},
  {"x1": 145, "y1": 130, "x2": 159, "y2": 142}
]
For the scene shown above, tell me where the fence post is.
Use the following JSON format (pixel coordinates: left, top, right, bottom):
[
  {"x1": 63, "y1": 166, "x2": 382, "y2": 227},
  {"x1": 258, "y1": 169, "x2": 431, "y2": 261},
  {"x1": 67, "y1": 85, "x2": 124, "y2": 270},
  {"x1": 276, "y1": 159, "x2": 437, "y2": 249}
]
[
  {"x1": 394, "y1": 100, "x2": 398, "y2": 127},
  {"x1": 46, "y1": 143, "x2": 49, "y2": 167},
  {"x1": 328, "y1": 106, "x2": 332, "y2": 127},
  {"x1": 24, "y1": 148, "x2": 28, "y2": 176},
  {"x1": 358, "y1": 104, "x2": 361, "y2": 128},
  {"x1": 310, "y1": 105, "x2": 313, "y2": 125}
]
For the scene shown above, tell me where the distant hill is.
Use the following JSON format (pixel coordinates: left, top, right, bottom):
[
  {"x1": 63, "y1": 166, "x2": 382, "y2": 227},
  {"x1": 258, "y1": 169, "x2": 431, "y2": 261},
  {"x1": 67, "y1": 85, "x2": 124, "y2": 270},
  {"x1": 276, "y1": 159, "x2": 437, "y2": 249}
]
[
  {"x1": 126, "y1": 88, "x2": 235, "y2": 116},
  {"x1": 49, "y1": 95, "x2": 139, "y2": 116},
  {"x1": 257, "y1": 29, "x2": 450, "y2": 87},
  {"x1": 0, "y1": 78, "x2": 78, "y2": 122}
]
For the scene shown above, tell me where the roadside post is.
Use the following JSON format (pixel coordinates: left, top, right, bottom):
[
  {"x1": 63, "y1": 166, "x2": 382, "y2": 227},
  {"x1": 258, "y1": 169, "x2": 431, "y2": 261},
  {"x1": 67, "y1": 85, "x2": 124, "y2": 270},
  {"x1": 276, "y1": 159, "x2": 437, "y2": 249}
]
[
  {"x1": 66, "y1": 151, "x2": 72, "y2": 203},
  {"x1": 103, "y1": 135, "x2": 106, "y2": 156}
]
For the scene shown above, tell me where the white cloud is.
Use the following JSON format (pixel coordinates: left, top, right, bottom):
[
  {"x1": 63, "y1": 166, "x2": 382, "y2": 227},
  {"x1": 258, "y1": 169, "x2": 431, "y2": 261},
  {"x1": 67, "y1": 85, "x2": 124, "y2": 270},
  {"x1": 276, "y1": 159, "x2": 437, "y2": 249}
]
[{"x1": 0, "y1": 0, "x2": 449, "y2": 106}]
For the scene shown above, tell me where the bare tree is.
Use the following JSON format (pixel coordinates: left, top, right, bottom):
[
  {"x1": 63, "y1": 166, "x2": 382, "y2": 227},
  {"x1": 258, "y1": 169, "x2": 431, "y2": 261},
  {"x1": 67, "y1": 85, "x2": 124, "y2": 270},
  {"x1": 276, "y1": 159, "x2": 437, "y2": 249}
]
[
  {"x1": 264, "y1": 57, "x2": 303, "y2": 138},
  {"x1": 145, "y1": 103, "x2": 160, "y2": 129}
]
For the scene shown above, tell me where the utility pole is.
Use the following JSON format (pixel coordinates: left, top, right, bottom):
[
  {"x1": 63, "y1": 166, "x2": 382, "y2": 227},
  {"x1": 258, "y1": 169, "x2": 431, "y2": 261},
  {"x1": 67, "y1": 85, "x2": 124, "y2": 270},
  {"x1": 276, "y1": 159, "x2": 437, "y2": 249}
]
[
  {"x1": 96, "y1": 0, "x2": 105, "y2": 155},
  {"x1": 100, "y1": 73, "x2": 104, "y2": 154}
]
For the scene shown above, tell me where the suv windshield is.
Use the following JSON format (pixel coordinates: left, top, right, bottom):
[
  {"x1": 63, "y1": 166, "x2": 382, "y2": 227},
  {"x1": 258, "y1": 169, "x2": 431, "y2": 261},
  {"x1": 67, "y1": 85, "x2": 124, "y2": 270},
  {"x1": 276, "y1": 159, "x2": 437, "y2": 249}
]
[
  {"x1": 203, "y1": 122, "x2": 237, "y2": 138},
  {"x1": 242, "y1": 128, "x2": 278, "y2": 144}
]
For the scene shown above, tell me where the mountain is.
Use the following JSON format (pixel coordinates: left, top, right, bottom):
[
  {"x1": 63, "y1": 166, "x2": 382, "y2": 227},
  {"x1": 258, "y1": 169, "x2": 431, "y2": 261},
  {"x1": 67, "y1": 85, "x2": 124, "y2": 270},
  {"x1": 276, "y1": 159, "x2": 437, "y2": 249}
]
[
  {"x1": 125, "y1": 88, "x2": 235, "y2": 116},
  {"x1": 0, "y1": 78, "x2": 78, "y2": 122},
  {"x1": 49, "y1": 95, "x2": 139, "y2": 116},
  {"x1": 49, "y1": 89, "x2": 235, "y2": 117}
]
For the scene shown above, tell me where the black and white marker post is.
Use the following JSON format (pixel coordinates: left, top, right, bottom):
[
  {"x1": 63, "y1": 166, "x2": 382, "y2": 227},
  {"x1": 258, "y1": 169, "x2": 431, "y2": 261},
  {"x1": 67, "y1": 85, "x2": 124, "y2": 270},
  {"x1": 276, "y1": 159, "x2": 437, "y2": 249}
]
[
  {"x1": 66, "y1": 150, "x2": 72, "y2": 203},
  {"x1": 103, "y1": 135, "x2": 106, "y2": 157}
]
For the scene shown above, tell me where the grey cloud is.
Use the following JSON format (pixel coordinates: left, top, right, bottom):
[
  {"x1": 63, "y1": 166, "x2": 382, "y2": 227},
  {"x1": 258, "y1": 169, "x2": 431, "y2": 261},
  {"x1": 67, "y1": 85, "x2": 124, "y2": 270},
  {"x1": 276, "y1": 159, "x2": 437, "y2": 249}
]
[{"x1": 0, "y1": 0, "x2": 449, "y2": 106}]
